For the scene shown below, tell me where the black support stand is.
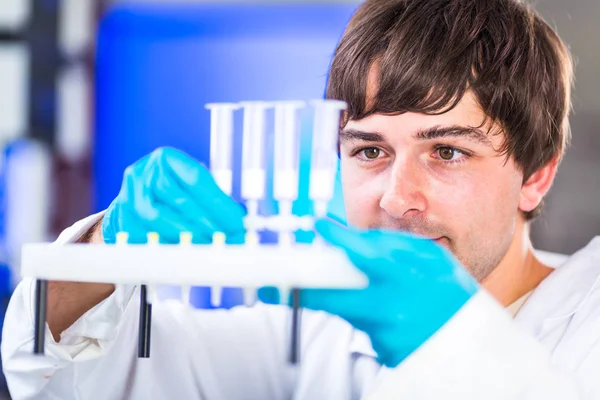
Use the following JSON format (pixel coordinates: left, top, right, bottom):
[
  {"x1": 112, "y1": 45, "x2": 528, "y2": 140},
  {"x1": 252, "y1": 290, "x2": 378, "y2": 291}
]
[
  {"x1": 137, "y1": 285, "x2": 152, "y2": 358},
  {"x1": 289, "y1": 288, "x2": 301, "y2": 364},
  {"x1": 33, "y1": 279, "x2": 48, "y2": 354}
]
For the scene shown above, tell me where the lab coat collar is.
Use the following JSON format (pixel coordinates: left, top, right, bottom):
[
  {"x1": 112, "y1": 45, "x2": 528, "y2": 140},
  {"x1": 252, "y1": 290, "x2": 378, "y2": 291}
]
[
  {"x1": 515, "y1": 236, "x2": 600, "y2": 336},
  {"x1": 349, "y1": 237, "x2": 600, "y2": 359}
]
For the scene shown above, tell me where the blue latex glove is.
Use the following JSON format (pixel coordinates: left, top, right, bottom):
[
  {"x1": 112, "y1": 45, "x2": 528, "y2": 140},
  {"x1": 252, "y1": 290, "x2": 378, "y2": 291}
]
[
  {"x1": 102, "y1": 147, "x2": 246, "y2": 245},
  {"x1": 301, "y1": 219, "x2": 479, "y2": 368}
]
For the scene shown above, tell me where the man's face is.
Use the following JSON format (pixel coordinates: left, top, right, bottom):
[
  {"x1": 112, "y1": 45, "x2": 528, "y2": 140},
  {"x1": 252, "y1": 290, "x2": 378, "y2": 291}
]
[{"x1": 339, "y1": 91, "x2": 524, "y2": 281}]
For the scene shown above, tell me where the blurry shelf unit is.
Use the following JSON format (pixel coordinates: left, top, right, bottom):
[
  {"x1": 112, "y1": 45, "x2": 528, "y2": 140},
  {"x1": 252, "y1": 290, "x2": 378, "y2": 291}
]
[{"x1": 0, "y1": 0, "x2": 99, "y2": 276}]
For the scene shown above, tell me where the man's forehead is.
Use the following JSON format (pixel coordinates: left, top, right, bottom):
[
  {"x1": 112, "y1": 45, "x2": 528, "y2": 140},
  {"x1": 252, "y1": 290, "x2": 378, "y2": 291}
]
[
  {"x1": 348, "y1": 76, "x2": 503, "y2": 147},
  {"x1": 340, "y1": 124, "x2": 494, "y2": 147},
  {"x1": 342, "y1": 112, "x2": 503, "y2": 150},
  {"x1": 364, "y1": 63, "x2": 381, "y2": 110}
]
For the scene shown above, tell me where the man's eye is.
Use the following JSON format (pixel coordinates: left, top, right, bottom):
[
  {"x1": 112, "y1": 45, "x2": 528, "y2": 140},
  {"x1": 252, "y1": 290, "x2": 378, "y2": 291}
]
[
  {"x1": 435, "y1": 146, "x2": 469, "y2": 162},
  {"x1": 438, "y1": 147, "x2": 455, "y2": 160},
  {"x1": 361, "y1": 148, "x2": 381, "y2": 159}
]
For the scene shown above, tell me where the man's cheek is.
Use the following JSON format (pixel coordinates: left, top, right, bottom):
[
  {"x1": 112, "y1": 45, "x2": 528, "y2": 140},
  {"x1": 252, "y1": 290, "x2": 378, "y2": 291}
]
[
  {"x1": 343, "y1": 193, "x2": 373, "y2": 226},
  {"x1": 342, "y1": 183, "x2": 379, "y2": 227},
  {"x1": 431, "y1": 178, "x2": 476, "y2": 208}
]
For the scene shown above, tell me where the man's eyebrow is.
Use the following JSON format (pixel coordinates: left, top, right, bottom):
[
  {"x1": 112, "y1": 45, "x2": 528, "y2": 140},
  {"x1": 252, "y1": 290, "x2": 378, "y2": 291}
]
[
  {"x1": 414, "y1": 125, "x2": 492, "y2": 146},
  {"x1": 339, "y1": 128, "x2": 385, "y2": 143}
]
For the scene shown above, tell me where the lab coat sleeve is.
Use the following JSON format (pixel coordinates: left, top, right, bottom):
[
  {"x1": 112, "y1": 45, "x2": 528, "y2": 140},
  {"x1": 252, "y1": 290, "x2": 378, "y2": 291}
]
[
  {"x1": 0, "y1": 212, "x2": 137, "y2": 399},
  {"x1": 364, "y1": 291, "x2": 582, "y2": 400},
  {"x1": 1, "y1": 278, "x2": 136, "y2": 399},
  {"x1": 1, "y1": 213, "x2": 299, "y2": 400}
]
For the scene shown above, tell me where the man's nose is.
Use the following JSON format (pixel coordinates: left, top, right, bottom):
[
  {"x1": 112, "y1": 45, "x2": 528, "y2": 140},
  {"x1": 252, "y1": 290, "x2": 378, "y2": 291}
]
[{"x1": 379, "y1": 158, "x2": 428, "y2": 219}]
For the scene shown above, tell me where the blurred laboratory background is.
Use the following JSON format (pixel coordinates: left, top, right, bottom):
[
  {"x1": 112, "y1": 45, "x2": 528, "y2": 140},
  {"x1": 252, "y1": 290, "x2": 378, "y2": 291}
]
[{"x1": 0, "y1": 0, "x2": 598, "y2": 396}]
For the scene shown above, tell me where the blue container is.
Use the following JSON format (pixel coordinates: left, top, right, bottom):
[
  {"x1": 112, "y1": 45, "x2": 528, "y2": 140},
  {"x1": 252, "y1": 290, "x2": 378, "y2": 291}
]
[
  {"x1": 0, "y1": 144, "x2": 13, "y2": 327},
  {"x1": 94, "y1": 3, "x2": 356, "y2": 308}
]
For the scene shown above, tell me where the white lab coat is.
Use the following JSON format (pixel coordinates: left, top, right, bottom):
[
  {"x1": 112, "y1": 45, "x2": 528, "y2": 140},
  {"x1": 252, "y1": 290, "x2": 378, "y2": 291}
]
[{"x1": 1, "y1": 213, "x2": 599, "y2": 399}]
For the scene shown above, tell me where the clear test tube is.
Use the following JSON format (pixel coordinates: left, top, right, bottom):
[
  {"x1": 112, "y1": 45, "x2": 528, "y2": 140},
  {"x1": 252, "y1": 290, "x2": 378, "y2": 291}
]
[
  {"x1": 206, "y1": 103, "x2": 239, "y2": 307},
  {"x1": 205, "y1": 103, "x2": 240, "y2": 195},
  {"x1": 240, "y1": 101, "x2": 272, "y2": 219},
  {"x1": 239, "y1": 101, "x2": 271, "y2": 308},
  {"x1": 272, "y1": 101, "x2": 306, "y2": 366},
  {"x1": 309, "y1": 100, "x2": 347, "y2": 217},
  {"x1": 273, "y1": 100, "x2": 305, "y2": 240}
]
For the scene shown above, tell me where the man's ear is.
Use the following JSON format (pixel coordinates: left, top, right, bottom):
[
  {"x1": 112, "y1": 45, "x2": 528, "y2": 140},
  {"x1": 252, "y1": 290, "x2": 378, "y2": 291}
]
[{"x1": 519, "y1": 158, "x2": 559, "y2": 213}]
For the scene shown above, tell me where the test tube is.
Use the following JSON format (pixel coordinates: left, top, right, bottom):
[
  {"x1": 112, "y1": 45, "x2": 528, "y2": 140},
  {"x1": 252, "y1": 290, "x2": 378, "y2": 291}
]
[
  {"x1": 273, "y1": 101, "x2": 305, "y2": 210},
  {"x1": 272, "y1": 101, "x2": 305, "y2": 364},
  {"x1": 206, "y1": 103, "x2": 239, "y2": 196},
  {"x1": 240, "y1": 101, "x2": 272, "y2": 307},
  {"x1": 206, "y1": 103, "x2": 239, "y2": 307},
  {"x1": 309, "y1": 100, "x2": 347, "y2": 217},
  {"x1": 240, "y1": 101, "x2": 272, "y2": 218}
]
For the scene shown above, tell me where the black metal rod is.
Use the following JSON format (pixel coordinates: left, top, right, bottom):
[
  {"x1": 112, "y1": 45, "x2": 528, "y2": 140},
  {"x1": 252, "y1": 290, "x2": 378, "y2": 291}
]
[
  {"x1": 138, "y1": 285, "x2": 152, "y2": 358},
  {"x1": 289, "y1": 288, "x2": 301, "y2": 364},
  {"x1": 33, "y1": 279, "x2": 48, "y2": 355}
]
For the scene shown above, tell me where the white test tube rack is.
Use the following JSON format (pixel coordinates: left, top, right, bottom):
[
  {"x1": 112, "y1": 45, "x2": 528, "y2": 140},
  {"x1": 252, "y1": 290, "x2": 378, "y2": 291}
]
[
  {"x1": 22, "y1": 99, "x2": 364, "y2": 360},
  {"x1": 22, "y1": 241, "x2": 366, "y2": 289}
]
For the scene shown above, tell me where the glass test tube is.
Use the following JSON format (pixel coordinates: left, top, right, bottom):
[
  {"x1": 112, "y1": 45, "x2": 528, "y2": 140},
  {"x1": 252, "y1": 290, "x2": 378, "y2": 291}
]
[
  {"x1": 240, "y1": 101, "x2": 271, "y2": 307},
  {"x1": 206, "y1": 103, "x2": 239, "y2": 307},
  {"x1": 206, "y1": 103, "x2": 239, "y2": 195},
  {"x1": 309, "y1": 100, "x2": 347, "y2": 217},
  {"x1": 273, "y1": 101, "x2": 305, "y2": 197},
  {"x1": 273, "y1": 101, "x2": 305, "y2": 365},
  {"x1": 273, "y1": 101, "x2": 305, "y2": 233},
  {"x1": 241, "y1": 102, "x2": 271, "y2": 214}
]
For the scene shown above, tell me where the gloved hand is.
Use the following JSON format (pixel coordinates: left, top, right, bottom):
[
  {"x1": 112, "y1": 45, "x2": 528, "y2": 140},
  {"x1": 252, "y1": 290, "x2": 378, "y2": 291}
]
[
  {"x1": 102, "y1": 147, "x2": 246, "y2": 245},
  {"x1": 301, "y1": 219, "x2": 479, "y2": 368}
]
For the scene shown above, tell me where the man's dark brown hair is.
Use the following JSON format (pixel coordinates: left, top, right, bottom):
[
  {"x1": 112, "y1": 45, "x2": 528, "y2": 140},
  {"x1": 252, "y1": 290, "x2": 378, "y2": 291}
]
[{"x1": 326, "y1": 0, "x2": 574, "y2": 220}]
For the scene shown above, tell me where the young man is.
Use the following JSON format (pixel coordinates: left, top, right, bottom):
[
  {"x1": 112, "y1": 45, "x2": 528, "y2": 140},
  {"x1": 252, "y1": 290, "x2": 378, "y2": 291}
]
[{"x1": 3, "y1": 0, "x2": 599, "y2": 399}]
